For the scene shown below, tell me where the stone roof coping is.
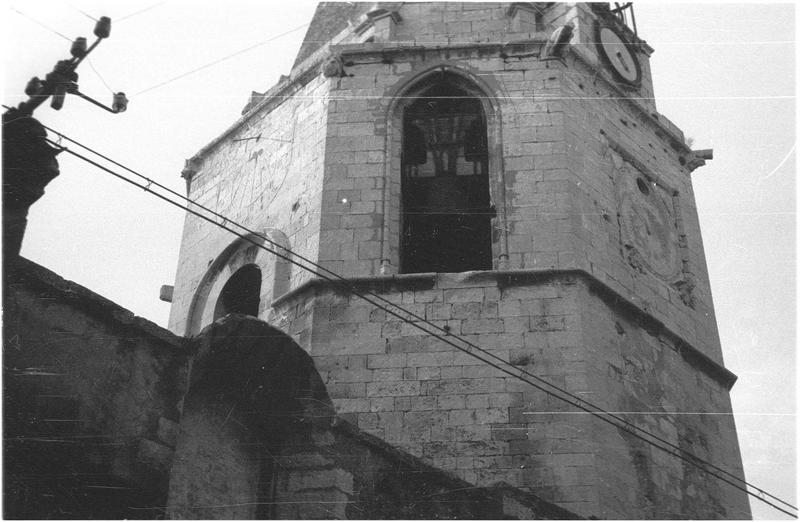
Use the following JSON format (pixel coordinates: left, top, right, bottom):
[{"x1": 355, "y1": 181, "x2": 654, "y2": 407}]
[
  {"x1": 330, "y1": 417, "x2": 581, "y2": 519},
  {"x1": 8, "y1": 256, "x2": 186, "y2": 351}
]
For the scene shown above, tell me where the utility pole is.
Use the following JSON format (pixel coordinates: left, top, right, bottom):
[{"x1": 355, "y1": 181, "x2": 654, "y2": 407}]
[
  {"x1": 3, "y1": 15, "x2": 127, "y2": 260},
  {"x1": 13, "y1": 16, "x2": 127, "y2": 116}
]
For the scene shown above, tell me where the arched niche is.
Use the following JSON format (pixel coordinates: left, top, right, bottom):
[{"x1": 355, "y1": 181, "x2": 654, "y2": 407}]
[
  {"x1": 380, "y1": 64, "x2": 509, "y2": 274},
  {"x1": 185, "y1": 229, "x2": 292, "y2": 336},
  {"x1": 213, "y1": 264, "x2": 262, "y2": 320}
]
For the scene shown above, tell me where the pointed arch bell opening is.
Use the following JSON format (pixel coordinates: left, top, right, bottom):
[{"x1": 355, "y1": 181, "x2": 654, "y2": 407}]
[{"x1": 382, "y1": 66, "x2": 507, "y2": 275}]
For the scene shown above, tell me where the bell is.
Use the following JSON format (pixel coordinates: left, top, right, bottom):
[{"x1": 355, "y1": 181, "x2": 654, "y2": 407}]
[{"x1": 403, "y1": 121, "x2": 427, "y2": 166}]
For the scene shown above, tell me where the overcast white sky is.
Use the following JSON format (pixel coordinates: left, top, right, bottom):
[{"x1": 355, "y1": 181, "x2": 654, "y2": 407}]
[{"x1": 3, "y1": 1, "x2": 796, "y2": 519}]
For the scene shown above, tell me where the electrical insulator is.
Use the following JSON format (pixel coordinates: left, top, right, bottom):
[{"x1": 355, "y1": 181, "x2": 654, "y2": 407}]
[
  {"x1": 51, "y1": 86, "x2": 66, "y2": 110},
  {"x1": 112, "y1": 92, "x2": 128, "y2": 113},
  {"x1": 71, "y1": 37, "x2": 88, "y2": 58},
  {"x1": 25, "y1": 77, "x2": 43, "y2": 96},
  {"x1": 94, "y1": 16, "x2": 111, "y2": 38}
]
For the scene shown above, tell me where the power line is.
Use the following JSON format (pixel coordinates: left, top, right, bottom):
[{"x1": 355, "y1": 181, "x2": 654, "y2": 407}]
[
  {"x1": 68, "y1": 4, "x2": 98, "y2": 22},
  {"x1": 67, "y1": 1, "x2": 167, "y2": 24},
  {"x1": 86, "y1": 58, "x2": 115, "y2": 94},
  {"x1": 132, "y1": 22, "x2": 310, "y2": 97},
  {"x1": 9, "y1": 7, "x2": 72, "y2": 42},
  {"x1": 117, "y1": 1, "x2": 167, "y2": 23},
  {"x1": 41, "y1": 127, "x2": 796, "y2": 518}
]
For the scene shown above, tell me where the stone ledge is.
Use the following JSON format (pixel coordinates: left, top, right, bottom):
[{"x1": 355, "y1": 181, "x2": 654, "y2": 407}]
[
  {"x1": 271, "y1": 271, "x2": 438, "y2": 309},
  {"x1": 332, "y1": 38, "x2": 547, "y2": 59},
  {"x1": 271, "y1": 268, "x2": 737, "y2": 389}
]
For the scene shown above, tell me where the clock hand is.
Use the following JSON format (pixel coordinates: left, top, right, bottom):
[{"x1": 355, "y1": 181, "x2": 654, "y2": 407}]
[{"x1": 615, "y1": 51, "x2": 631, "y2": 72}]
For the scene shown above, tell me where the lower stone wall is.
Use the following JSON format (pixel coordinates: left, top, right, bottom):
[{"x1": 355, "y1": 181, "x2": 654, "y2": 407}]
[
  {"x1": 270, "y1": 269, "x2": 747, "y2": 519},
  {"x1": 578, "y1": 284, "x2": 751, "y2": 519},
  {"x1": 271, "y1": 271, "x2": 592, "y2": 512},
  {"x1": 164, "y1": 314, "x2": 576, "y2": 519},
  {"x1": 272, "y1": 420, "x2": 578, "y2": 520},
  {"x1": 4, "y1": 257, "x2": 189, "y2": 519},
  {"x1": 4, "y1": 262, "x2": 576, "y2": 519}
]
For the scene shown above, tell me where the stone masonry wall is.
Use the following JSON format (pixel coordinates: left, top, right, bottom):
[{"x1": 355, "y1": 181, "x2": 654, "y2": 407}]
[
  {"x1": 4, "y1": 258, "x2": 188, "y2": 519},
  {"x1": 311, "y1": 3, "x2": 725, "y2": 358},
  {"x1": 319, "y1": 43, "x2": 567, "y2": 277},
  {"x1": 166, "y1": 3, "x2": 749, "y2": 519},
  {"x1": 168, "y1": 73, "x2": 331, "y2": 335},
  {"x1": 164, "y1": 314, "x2": 578, "y2": 520},
  {"x1": 559, "y1": 43, "x2": 724, "y2": 364},
  {"x1": 270, "y1": 272, "x2": 601, "y2": 515},
  {"x1": 272, "y1": 270, "x2": 745, "y2": 519},
  {"x1": 273, "y1": 420, "x2": 579, "y2": 520},
  {"x1": 578, "y1": 282, "x2": 751, "y2": 518},
  {"x1": 310, "y1": 2, "x2": 725, "y2": 362}
]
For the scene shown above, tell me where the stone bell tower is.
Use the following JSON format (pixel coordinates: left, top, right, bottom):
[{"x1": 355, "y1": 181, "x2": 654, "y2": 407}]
[{"x1": 168, "y1": 3, "x2": 751, "y2": 518}]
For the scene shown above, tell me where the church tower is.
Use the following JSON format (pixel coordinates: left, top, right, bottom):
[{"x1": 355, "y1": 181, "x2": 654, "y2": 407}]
[{"x1": 168, "y1": 3, "x2": 751, "y2": 518}]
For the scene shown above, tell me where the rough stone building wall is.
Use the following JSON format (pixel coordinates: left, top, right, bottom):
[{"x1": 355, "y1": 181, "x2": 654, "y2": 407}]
[
  {"x1": 3, "y1": 96, "x2": 574, "y2": 519},
  {"x1": 268, "y1": 272, "x2": 587, "y2": 495},
  {"x1": 4, "y1": 258, "x2": 189, "y2": 519},
  {"x1": 168, "y1": 2, "x2": 751, "y2": 519},
  {"x1": 4, "y1": 259, "x2": 575, "y2": 519},
  {"x1": 578, "y1": 284, "x2": 749, "y2": 518},
  {"x1": 168, "y1": 72, "x2": 332, "y2": 336},
  {"x1": 165, "y1": 314, "x2": 577, "y2": 519},
  {"x1": 558, "y1": 43, "x2": 724, "y2": 361},
  {"x1": 267, "y1": 272, "x2": 745, "y2": 517}
]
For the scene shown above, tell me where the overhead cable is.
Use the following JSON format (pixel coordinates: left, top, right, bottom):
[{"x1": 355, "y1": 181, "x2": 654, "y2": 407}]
[
  {"x1": 133, "y1": 22, "x2": 310, "y2": 97},
  {"x1": 117, "y1": 1, "x2": 167, "y2": 23},
  {"x1": 9, "y1": 6, "x2": 72, "y2": 41}
]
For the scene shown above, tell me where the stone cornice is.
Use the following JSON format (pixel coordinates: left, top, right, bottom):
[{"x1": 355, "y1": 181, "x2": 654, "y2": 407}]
[
  {"x1": 271, "y1": 268, "x2": 737, "y2": 390},
  {"x1": 332, "y1": 38, "x2": 547, "y2": 61},
  {"x1": 182, "y1": 34, "x2": 689, "y2": 183}
]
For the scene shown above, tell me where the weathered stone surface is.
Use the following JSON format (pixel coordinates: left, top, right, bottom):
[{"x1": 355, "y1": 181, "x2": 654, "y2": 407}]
[
  {"x1": 4, "y1": 267, "x2": 576, "y2": 519},
  {"x1": 164, "y1": 2, "x2": 750, "y2": 519},
  {"x1": 4, "y1": 257, "x2": 188, "y2": 519}
]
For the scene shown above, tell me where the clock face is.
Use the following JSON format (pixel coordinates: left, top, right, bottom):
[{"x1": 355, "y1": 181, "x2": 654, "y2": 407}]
[{"x1": 596, "y1": 23, "x2": 641, "y2": 86}]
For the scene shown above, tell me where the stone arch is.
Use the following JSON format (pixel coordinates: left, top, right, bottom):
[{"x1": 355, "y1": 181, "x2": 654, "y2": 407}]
[
  {"x1": 166, "y1": 315, "x2": 335, "y2": 519},
  {"x1": 378, "y1": 62, "x2": 509, "y2": 273},
  {"x1": 213, "y1": 263, "x2": 262, "y2": 320},
  {"x1": 185, "y1": 229, "x2": 292, "y2": 336}
]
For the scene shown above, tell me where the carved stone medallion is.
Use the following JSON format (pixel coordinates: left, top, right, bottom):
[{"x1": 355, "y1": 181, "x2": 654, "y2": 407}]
[{"x1": 616, "y1": 157, "x2": 681, "y2": 281}]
